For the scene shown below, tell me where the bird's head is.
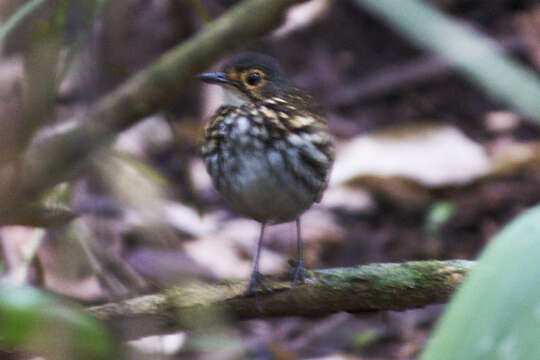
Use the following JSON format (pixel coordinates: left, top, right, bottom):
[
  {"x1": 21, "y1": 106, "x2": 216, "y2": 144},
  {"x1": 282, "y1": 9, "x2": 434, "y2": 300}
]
[{"x1": 198, "y1": 52, "x2": 290, "y2": 106}]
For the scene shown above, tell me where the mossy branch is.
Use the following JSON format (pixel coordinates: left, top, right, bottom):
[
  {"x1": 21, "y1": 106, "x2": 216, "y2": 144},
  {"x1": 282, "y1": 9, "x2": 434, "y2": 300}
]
[
  {"x1": 88, "y1": 260, "x2": 473, "y2": 340},
  {"x1": 0, "y1": 0, "x2": 305, "y2": 224}
]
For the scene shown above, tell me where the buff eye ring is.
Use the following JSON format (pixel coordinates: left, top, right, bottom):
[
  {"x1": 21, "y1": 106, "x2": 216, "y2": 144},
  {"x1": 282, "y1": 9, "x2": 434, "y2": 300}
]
[{"x1": 241, "y1": 69, "x2": 265, "y2": 88}]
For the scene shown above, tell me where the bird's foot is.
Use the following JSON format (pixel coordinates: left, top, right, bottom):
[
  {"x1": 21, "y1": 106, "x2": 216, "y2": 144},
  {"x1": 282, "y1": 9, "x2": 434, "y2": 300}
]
[
  {"x1": 288, "y1": 259, "x2": 308, "y2": 289},
  {"x1": 245, "y1": 271, "x2": 272, "y2": 296}
]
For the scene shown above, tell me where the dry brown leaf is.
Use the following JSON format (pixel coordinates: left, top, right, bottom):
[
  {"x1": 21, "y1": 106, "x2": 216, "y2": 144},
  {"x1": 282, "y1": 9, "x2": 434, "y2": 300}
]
[{"x1": 331, "y1": 123, "x2": 492, "y2": 188}]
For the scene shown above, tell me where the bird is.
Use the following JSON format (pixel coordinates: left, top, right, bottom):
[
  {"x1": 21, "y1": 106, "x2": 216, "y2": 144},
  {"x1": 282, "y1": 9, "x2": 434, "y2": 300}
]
[{"x1": 198, "y1": 52, "x2": 334, "y2": 294}]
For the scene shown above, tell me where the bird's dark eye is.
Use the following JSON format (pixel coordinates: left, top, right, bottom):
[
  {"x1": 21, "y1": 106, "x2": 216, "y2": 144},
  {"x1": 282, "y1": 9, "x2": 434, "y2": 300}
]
[{"x1": 246, "y1": 72, "x2": 261, "y2": 86}]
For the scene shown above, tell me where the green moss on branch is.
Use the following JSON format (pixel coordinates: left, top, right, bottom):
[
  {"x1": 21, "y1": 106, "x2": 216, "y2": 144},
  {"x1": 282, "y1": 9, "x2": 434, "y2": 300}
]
[{"x1": 88, "y1": 260, "x2": 473, "y2": 340}]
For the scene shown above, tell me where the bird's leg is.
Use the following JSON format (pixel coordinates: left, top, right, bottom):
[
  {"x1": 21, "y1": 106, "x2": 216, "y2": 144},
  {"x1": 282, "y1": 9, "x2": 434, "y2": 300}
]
[
  {"x1": 291, "y1": 217, "x2": 307, "y2": 288},
  {"x1": 246, "y1": 222, "x2": 270, "y2": 295}
]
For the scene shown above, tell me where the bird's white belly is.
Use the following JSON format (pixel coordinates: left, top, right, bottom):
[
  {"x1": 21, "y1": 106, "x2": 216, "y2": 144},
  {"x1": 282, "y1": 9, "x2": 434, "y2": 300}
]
[{"x1": 217, "y1": 146, "x2": 315, "y2": 223}]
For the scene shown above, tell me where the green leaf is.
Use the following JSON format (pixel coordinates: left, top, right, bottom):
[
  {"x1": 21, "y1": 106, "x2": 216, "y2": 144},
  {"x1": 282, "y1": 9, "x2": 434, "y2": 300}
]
[
  {"x1": 0, "y1": 286, "x2": 116, "y2": 359},
  {"x1": 421, "y1": 204, "x2": 540, "y2": 360}
]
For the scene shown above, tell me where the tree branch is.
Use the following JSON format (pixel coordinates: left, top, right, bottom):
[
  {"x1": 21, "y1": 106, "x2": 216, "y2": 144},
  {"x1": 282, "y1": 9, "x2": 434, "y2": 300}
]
[
  {"x1": 0, "y1": 0, "x2": 305, "y2": 224},
  {"x1": 88, "y1": 260, "x2": 473, "y2": 340}
]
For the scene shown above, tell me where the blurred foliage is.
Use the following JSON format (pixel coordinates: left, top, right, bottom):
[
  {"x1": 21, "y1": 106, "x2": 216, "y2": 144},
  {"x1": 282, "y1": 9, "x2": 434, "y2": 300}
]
[
  {"x1": 355, "y1": 0, "x2": 540, "y2": 122},
  {"x1": 0, "y1": 286, "x2": 117, "y2": 359},
  {"x1": 421, "y1": 204, "x2": 540, "y2": 360},
  {"x1": 186, "y1": 0, "x2": 212, "y2": 23},
  {"x1": 424, "y1": 200, "x2": 455, "y2": 238},
  {"x1": 352, "y1": 0, "x2": 540, "y2": 358},
  {"x1": 56, "y1": 0, "x2": 110, "y2": 85},
  {"x1": 0, "y1": 0, "x2": 46, "y2": 44},
  {"x1": 40, "y1": 182, "x2": 72, "y2": 208},
  {"x1": 352, "y1": 329, "x2": 381, "y2": 352}
]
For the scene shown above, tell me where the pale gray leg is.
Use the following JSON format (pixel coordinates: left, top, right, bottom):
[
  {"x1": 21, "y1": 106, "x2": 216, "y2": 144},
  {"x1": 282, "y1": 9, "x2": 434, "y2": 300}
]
[
  {"x1": 246, "y1": 222, "x2": 267, "y2": 294},
  {"x1": 291, "y1": 217, "x2": 306, "y2": 287}
]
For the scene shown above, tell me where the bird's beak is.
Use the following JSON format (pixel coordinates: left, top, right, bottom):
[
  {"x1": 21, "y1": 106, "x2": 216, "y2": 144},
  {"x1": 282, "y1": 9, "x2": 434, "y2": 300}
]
[{"x1": 197, "y1": 72, "x2": 230, "y2": 85}]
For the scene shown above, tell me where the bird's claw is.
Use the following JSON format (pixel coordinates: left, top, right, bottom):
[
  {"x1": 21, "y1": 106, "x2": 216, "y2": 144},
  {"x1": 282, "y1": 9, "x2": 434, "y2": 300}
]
[
  {"x1": 289, "y1": 260, "x2": 307, "y2": 289},
  {"x1": 245, "y1": 271, "x2": 272, "y2": 295}
]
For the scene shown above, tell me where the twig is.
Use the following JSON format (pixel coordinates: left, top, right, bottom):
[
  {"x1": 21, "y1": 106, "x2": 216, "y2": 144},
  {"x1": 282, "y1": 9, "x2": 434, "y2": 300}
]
[
  {"x1": 71, "y1": 220, "x2": 128, "y2": 300},
  {"x1": 88, "y1": 259, "x2": 473, "y2": 340}
]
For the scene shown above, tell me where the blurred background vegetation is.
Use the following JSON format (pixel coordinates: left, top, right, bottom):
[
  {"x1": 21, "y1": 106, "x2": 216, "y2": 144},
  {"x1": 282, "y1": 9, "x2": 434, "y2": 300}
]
[{"x1": 1, "y1": 0, "x2": 540, "y2": 359}]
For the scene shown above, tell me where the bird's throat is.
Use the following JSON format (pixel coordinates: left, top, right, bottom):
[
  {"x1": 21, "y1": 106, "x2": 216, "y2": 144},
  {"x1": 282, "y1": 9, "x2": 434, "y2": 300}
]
[{"x1": 222, "y1": 87, "x2": 251, "y2": 107}]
